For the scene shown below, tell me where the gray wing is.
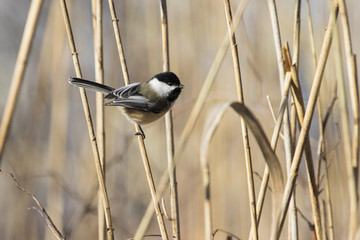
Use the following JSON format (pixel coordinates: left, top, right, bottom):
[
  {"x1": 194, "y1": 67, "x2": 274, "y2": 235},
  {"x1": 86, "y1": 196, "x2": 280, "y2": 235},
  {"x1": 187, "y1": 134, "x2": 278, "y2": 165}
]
[
  {"x1": 105, "y1": 83, "x2": 163, "y2": 113},
  {"x1": 112, "y1": 83, "x2": 141, "y2": 98}
]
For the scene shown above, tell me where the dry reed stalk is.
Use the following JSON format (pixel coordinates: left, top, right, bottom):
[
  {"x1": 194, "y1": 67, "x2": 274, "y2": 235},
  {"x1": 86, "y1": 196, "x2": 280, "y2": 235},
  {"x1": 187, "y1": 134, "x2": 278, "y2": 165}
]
[
  {"x1": 266, "y1": 0, "x2": 293, "y2": 154},
  {"x1": 230, "y1": 103, "x2": 285, "y2": 234},
  {"x1": 337, "y1": 1, "x2": 359, "y2": 238},
  {"x1": 268, "y1": 0, "x2": 301, "y2": 239},
  {"x1": 306, "y1": 4, "x2": 333, "y2": 238},
  {"x1": 305, "y1": 0, "x2": 318, "y2": 68},
  {"x1": 323, "y1": 145, "x2": 335, "y2": 240},
  {"x1": 159, "y1": 0, "x2": 181, "y2": 239},
  {"x1": 283, "y1": 44, "x2": 322, "y2": 240},
  {"x1": 0, "y1": 0, "x2": 44, "y2": 162},
  {"x1": 287, "y1": 0, "x2": 301, "y2": 238},
  {"x1": 92, "y1": 0, "x2": 106, "y2": 239},
  {"x1": 59, "y1": 1, "x2": 114, "y2": 239},
  {"x1": 253, "y1": 72, "x2": 292, "y2": 226},
  {"x1": 248, "y1": 73, "x2": 292, "y2": 240},
  {"x1": 107, "y1": 0, "x2": 130, "y2": 85},
  {"x1": 315, "y1": 84, "x2": 337, "y2": 240},
  {"x1": 338, "y1": 0, "x2": 359, "y2": 168},
  {"x1": 134, "y1": 1, "x2": 250, "y2": 237},
  {"x1": 274, "y1": 3, "x2": 339, "y2": 239},
  {"x1": 105, "y1": 1, "x2": 169, "y2": 239},
  {"x1": 223, "y1": 0, "x2": 257, "y2": 239},
  {"x1": 292, "y1": 0, "x2": 301, "y2": 68},
  {"x1": 306, "y1": 3, "x2": 335, "y2": 239},
  {"x1": 265, "y1": 1, "x2": 303, "y2": 239},
  {"x1": 135, "y1": 126, "x2": 169, "y2": 240},
  {"x1": 331, "y1": 5, "x2": 357, "y2": 239}
]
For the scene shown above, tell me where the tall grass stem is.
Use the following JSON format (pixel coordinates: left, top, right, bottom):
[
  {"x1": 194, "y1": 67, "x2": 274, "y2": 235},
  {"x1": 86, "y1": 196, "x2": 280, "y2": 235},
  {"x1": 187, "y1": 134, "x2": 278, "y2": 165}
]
[
  {"x1": 59, "y1": 0, "x2": 114, "y2": 239},
  {"x1": 223, "y1": 0, "x2": 257, "y2": 239}
]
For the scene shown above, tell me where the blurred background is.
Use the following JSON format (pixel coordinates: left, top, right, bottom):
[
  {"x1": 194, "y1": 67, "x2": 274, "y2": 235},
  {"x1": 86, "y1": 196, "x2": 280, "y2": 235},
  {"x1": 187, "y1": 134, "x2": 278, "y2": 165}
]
[{"x1": 0, "y1": 0, "x2": 359, "y2": 239}]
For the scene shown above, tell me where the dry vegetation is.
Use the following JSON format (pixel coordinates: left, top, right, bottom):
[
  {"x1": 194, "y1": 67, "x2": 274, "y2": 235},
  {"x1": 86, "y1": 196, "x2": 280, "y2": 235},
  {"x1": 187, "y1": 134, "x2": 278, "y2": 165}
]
[{"x1": 0, "y1": 0, "x2": 359, "y2": 239}]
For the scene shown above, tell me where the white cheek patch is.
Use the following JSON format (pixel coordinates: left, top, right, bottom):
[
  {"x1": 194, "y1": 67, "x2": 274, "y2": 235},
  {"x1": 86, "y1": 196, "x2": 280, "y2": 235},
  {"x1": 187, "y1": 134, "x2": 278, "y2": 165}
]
[{"x1": 149, "y1": 78, "x2": 176, "y2": 96}]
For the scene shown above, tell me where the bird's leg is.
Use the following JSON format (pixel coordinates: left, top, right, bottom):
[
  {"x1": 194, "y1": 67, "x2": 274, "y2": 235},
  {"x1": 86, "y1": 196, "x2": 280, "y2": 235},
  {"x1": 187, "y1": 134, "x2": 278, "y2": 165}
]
[{"x1": 134, "y1": 125, "x2": 145, "y2": 139}]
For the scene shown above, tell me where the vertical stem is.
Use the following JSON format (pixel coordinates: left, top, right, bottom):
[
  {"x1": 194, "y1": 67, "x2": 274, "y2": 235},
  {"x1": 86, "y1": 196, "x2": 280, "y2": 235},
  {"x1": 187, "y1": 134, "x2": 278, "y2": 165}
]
[
  {"x1": 92, "y1": 0, "x2": 106, "y2": 239},
  {"x1": 288, "y1": 0, "x2": 301, "y2": 238},
  {"x1": 107, "y1": 0, "x2": 130, "y2": 85},
  {"x1": 267, "y1": 1, "x2": 295, "y2": 237},
  {"x1": 331, "y1": 2, "x2": 357, "y2": 238},
  {"x1": 134, "y1": 2, "x2": 250, "y2": 237},
  {"x1": 223, "y1": 1, "x2": 257, "y2": 239},
  {"x1": 136, "y1": 125, "x2": 169, "y2": 240},
  {"x1": 106, "y1": 1, "x2": 169, "y2": 239},
  {"x1": 159, "y1": 0, "x2": 181, "y2": 239},
  {"x1": 249, "y1": 72, "x2": 292, "y2": 240},
  {"x1": 0, "y1": 0, "x2": 44, "y2": 162},
  {"x1": 337, "y1": 1, "x2": 359, "y2": 237},
  {"x1": 275, "y1": 4, "x2": 338, "y2": 239},
  {"x1": 319, "y1": 123, "x2": 335, "y2": 240},
  {"x1": 59, "y1": 0, "x2": 114, "y2": 239}
]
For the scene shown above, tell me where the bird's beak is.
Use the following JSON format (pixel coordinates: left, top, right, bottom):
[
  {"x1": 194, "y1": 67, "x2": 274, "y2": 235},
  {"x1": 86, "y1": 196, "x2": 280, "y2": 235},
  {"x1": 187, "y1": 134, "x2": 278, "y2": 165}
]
[{"x1": 179, "y1": 84, "x2": 184, "y2": 89}]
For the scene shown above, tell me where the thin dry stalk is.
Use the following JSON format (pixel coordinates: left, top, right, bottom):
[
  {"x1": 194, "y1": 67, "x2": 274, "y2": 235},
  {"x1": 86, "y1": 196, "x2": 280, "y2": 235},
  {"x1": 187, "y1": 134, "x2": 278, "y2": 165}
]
[
  {"x1": 0, "y1": 0, "x2": 44, "y2": 162},
  {"x1": 253, "y1": 72, "x2": 292, "y2": 228},
  {"x1": 323, "y1": 153, "x2": 335, "y2": 240},
  {"x1": 92, "y1": 0, "x2": 106, "y2": 239},
  {"x1": 337, "y1": 1, "x2": 359, "y2": 237},
  {"x1": 230, "y1": 102, "x2": 285, "y2": 219},
  {"x1": 0, "y1": 169, "x2": 65, "y2": 240},
  {"x1": 266, "y1": 3, "x2": 295, "y2": 239},
  {"x1": 159, "y1": 0, "x2": 181, "y2": 239},
  {"x1": 59, "y1": 1, "x2": 114, "y2": 239},
  {"x1": 307, "y1": 3, "x2": 335, "y2": 239},
  {"x1": 107, "y1": 0, "x2": 129, "y2": 85},
  {"x1": 292, "y1": 0, "x2": 301, "y2": 67},
  {"x1": 135, "y1": 126, "x2": 169, "y2": 240},
  {"x1": 223, "y1": 0, "x2": 257, "y2": 239},
  {"x1": 288, "y1": 0, "x2": 301, "y2": 238},
  {"x1": 275, "y1": 4, "x2": 339, "y2": 239},
  {"x1": 134, "y1": 1, "x2": 250, "y2": 237},
  {"x1": 247, "y1": 72, "x2": 292, "y2": 240},
  {"x1": 106, "y1": 1, "x2": 169, "y2": 239},
  {"x1": 305, "y1": 3, "x2": 333, "y2": 239},
  {"x1": 249, "y1": 73, "x2": 292, "y2": 240},
  {"x1": 306, "y1": 0, "x2": 318, "y2": 68},
  {"x1": 268, "y1": 0, "x2": 293, "y2": 176},
  {"x1": 331, "y1": 3, "x2": 357, "y2": 239},
  {"x1": 315, "y1": 84, "x2": 337, "y2": 240},
  {"x1": 283, "y1": 44, "x2": 322, "y2": 240},
  {"x1": 266, "y1": 0, "x2": 293, "y2": 166},
  {"x1": 338, "y1": 0, "x2": 360, "y2": 168}
]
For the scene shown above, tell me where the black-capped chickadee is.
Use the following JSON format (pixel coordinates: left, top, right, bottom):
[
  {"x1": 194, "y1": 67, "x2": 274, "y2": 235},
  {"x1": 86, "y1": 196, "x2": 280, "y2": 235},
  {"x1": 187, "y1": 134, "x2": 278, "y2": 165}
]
[{"x1": 69, "y1": 72, "x2": 183, "y2": 137}]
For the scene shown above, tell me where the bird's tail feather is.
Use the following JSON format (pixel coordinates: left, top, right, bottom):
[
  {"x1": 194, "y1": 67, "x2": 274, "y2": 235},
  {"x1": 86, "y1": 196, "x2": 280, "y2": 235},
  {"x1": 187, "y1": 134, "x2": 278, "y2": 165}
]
[{"x1": 68, "y1": 77, "x2": 115, "y2": 94}]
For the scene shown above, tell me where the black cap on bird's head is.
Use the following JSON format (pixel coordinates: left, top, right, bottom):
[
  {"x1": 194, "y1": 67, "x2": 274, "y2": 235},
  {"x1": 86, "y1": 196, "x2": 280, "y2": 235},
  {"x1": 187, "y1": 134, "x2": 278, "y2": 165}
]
[{"x1": 152, "y1": 72, "x2": 183, "y2": 88}]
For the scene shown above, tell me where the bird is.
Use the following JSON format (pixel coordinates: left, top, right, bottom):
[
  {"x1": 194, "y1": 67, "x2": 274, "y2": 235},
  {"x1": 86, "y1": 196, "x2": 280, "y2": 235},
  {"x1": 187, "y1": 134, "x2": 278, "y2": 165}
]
[{"x1": 69, "y1": 71, "x2": 184, "y2": 138}]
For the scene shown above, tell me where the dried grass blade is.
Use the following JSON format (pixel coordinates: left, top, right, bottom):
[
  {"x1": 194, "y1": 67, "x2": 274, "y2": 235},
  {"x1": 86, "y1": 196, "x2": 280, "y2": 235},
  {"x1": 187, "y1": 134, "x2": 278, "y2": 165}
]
[{"x1": 202, "y1": 102, "x2": 285, "y2": 236}]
